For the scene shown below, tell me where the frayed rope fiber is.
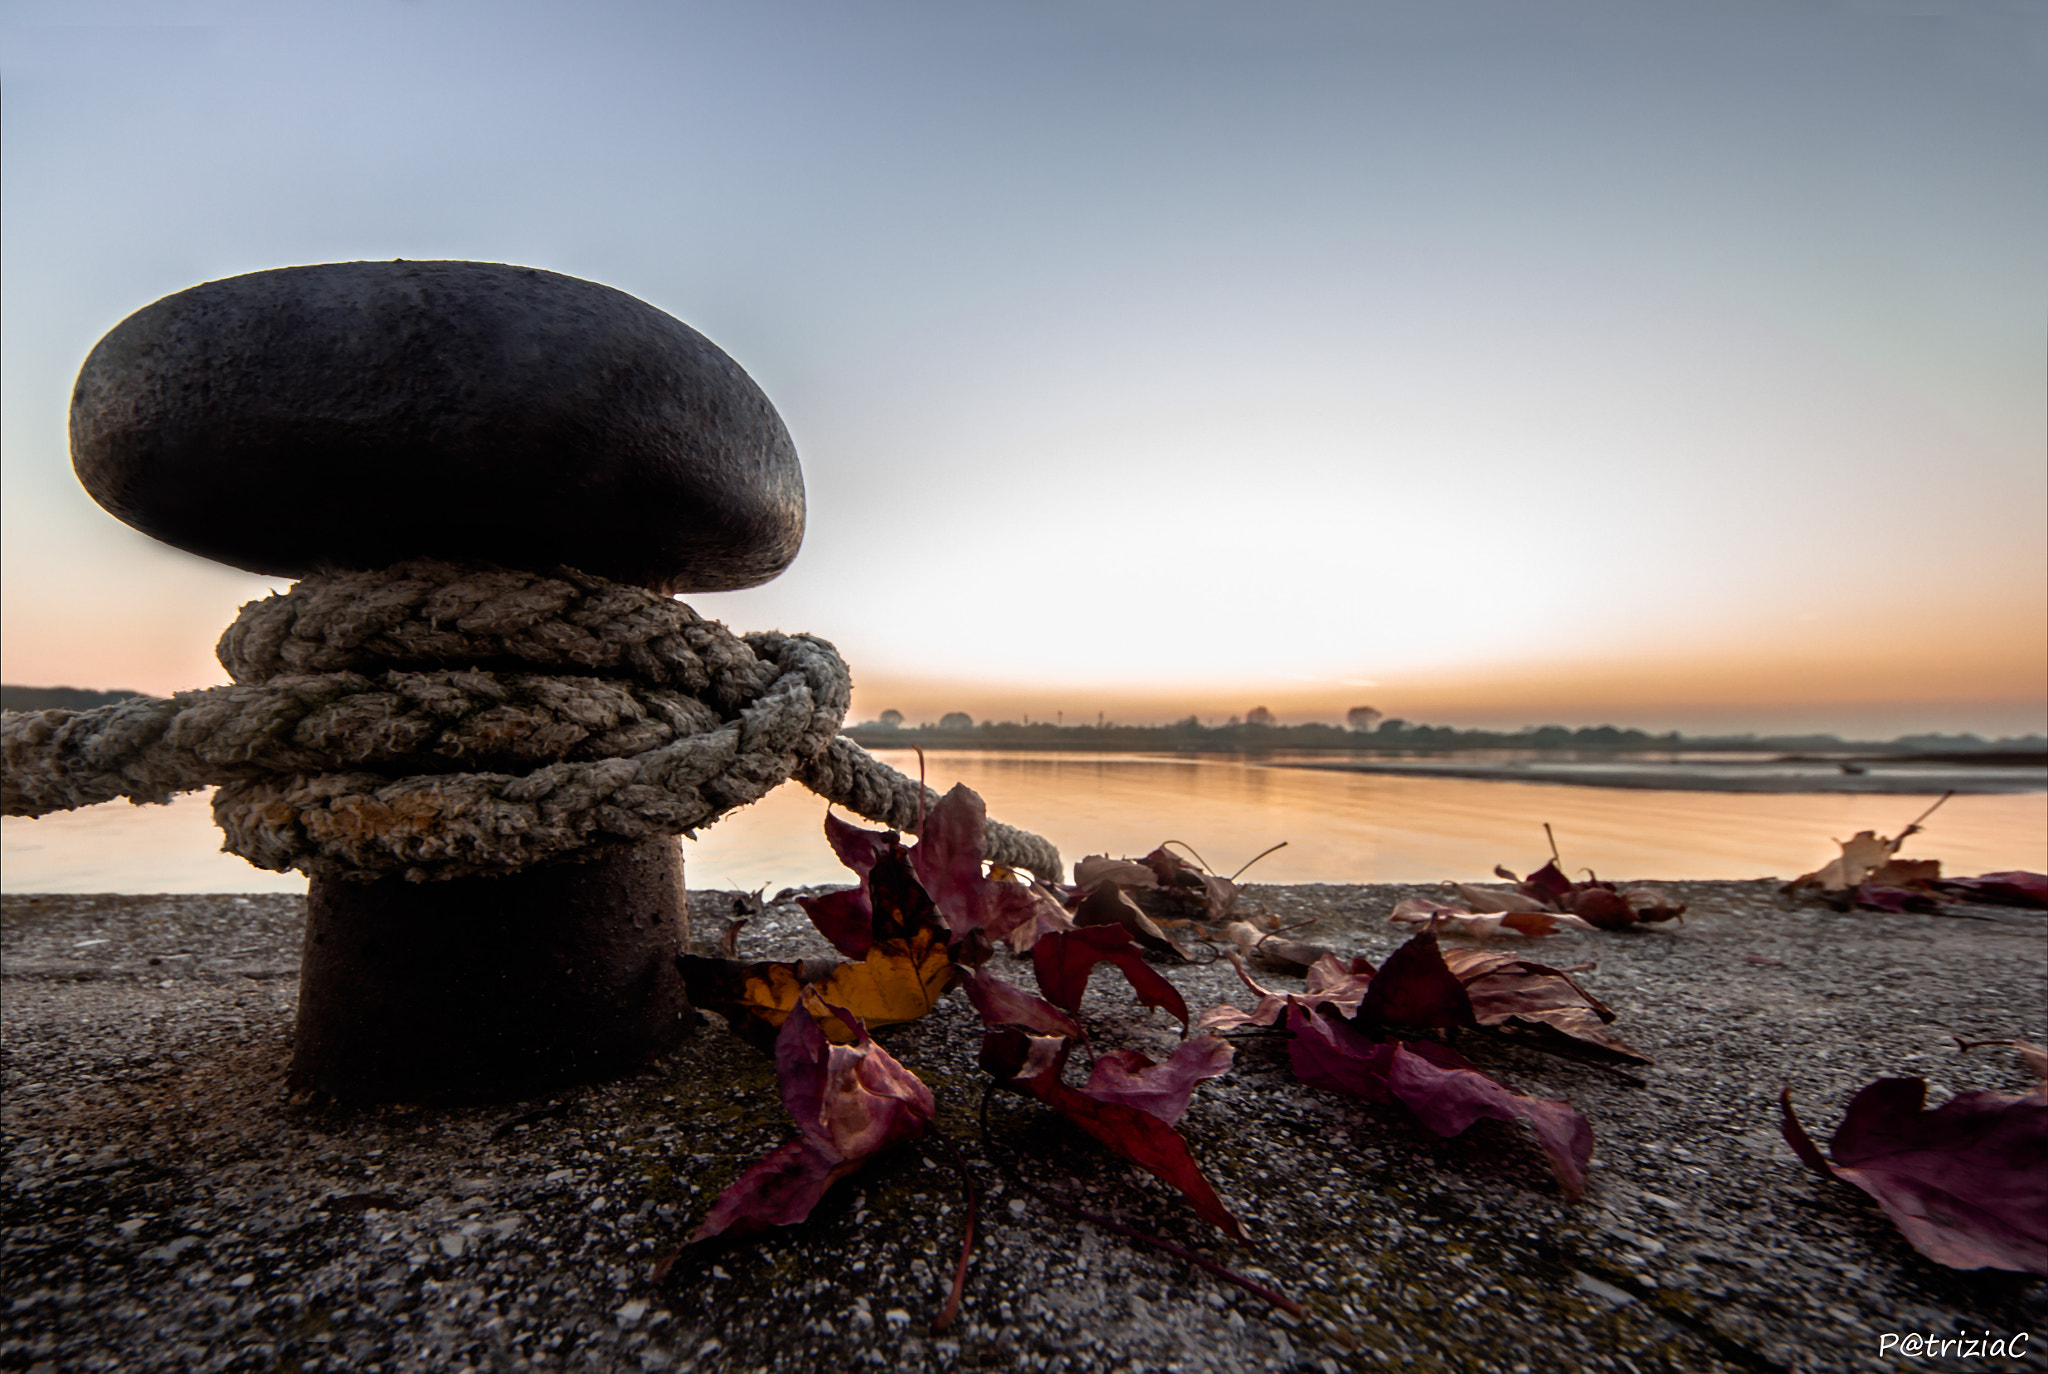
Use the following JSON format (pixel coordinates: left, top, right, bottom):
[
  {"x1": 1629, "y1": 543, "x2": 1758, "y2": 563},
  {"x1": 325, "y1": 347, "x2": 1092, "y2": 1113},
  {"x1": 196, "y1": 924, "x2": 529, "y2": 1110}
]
[{"x1": 1, "y1": 560, "x2": 1061, "y2": 885}]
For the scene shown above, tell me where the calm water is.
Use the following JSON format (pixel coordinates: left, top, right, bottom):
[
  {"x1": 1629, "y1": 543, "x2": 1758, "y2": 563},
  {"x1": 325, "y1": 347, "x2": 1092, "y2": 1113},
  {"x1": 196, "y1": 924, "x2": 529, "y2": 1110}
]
[{"x1": 3, "y1": 749, "x2": 2042, "y2": 895}]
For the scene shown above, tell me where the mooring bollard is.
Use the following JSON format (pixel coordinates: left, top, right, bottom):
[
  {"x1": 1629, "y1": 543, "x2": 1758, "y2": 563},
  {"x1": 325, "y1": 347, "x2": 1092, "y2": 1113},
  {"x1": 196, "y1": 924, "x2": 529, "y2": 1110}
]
[{"x1": 6, "y1": 260, "x2": 1060, "y2": 1103}]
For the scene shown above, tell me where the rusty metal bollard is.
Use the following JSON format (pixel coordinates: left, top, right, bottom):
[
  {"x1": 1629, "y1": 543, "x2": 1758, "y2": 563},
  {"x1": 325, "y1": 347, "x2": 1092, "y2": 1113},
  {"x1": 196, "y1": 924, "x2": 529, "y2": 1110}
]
[{"x1": 72, "y1": 260, "x2": 802, "y2": 1102}]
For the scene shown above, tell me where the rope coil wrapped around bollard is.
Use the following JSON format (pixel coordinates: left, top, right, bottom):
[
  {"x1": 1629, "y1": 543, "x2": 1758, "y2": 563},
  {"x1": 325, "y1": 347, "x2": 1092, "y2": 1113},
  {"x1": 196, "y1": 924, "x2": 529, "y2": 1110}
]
[{"x1": 1, "y1": 559, "x2": 1062, "y2": 885}]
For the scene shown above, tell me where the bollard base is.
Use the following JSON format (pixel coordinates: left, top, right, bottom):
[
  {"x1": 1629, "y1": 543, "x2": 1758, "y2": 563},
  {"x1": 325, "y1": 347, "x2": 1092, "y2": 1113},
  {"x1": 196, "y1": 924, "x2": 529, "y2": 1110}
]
[{"x1": 290, "y1": 837, "x2": 692, "y2": 1103}]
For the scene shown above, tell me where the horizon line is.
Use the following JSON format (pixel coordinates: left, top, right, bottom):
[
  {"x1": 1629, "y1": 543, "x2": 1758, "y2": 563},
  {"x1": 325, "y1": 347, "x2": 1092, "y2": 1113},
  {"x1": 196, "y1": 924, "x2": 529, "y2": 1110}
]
[{"x1": 852, "y1": 715, "x2": 2048, "y2": 747}]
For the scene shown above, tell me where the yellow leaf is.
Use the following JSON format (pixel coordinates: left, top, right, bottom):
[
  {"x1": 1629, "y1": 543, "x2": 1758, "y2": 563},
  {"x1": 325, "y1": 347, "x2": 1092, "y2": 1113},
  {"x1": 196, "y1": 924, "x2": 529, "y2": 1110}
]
[
  {"x1": 732, "y1": 961, "x2": 808, "y2": 1022},
  {"x1": 1796, "y1": 830, "x2": 1903, "y2": 891},
  {"x1": 680, "y1": 933, "x2": 954, "y2": 1049},
  {"x1": 814, "y1": 930, "x2": 954, "y2": 1035}
]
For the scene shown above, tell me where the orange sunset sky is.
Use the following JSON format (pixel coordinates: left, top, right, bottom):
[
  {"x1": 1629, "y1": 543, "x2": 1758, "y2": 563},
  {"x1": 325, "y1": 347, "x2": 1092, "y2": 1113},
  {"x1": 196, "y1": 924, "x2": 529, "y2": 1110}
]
[{"x1": 4, "y1": 3, "x2": 2044, "y2": 742}]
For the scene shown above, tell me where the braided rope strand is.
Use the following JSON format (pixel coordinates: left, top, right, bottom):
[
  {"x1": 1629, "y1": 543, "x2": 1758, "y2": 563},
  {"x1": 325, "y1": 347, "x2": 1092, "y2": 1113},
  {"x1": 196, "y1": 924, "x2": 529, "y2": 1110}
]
[{"x1": 2, "y1": 561, "x2": 1062, "y2": 884}]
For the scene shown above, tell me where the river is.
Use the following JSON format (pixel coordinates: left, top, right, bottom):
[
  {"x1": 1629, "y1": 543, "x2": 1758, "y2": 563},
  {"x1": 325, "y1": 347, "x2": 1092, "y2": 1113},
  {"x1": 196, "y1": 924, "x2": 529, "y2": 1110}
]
[{"x1": 3, "y1": 749, "x2": 2041, "y2": 895}]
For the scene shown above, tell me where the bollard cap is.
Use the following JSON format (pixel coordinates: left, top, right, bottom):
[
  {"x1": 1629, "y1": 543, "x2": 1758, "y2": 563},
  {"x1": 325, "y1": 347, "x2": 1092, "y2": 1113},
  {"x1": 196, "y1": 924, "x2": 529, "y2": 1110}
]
[{"x1": 70, "y1": 261, "x2": 804, "y2": 593}]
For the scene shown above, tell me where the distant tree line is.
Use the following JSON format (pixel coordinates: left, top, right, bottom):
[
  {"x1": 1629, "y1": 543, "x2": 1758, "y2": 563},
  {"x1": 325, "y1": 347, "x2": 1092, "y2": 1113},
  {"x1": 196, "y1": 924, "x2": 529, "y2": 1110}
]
[
  {"x1": 1, "y1": 685, "x2": 145, "y2": 712},
  {"x1": 844, "y1": 706, "x2": 2046, "y2": 756}
]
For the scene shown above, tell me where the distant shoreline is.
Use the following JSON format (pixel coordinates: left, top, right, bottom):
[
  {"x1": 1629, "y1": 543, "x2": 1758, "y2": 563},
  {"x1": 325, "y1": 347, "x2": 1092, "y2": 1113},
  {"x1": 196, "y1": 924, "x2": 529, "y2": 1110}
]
[
  {"x1": 842, "y1": 724, "x2": 2046, "y2": 771},
  {"x1": 840, "y1": 721, "x2": 2046, "y2": 761},
  {"x1": 1270, "y1": 758, "x2": 2048, "y2": 795},
  {"x1": 845, "y1": 729, "x2": 2048, "y2": 795}
]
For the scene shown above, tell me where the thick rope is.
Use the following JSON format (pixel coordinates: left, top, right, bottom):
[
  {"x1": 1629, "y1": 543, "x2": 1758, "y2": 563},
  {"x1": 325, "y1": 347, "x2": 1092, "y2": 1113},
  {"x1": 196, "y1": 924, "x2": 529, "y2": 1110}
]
[{"x1": 1, "y1": 560, "x2": 1062, "y2": 885}]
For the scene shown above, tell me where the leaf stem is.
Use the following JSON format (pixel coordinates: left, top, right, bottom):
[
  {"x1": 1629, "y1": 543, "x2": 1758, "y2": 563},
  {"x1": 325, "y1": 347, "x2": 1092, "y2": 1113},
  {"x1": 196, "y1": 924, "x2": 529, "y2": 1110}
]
[
  {"x1": 978, "y1": 1084, "x2": 1304, "y2": 1320},
  {"x1": 1227, "y1": 841, "x2": 1289, "y2": 882},
  {"x1": 1897, "y1": 789, "x2": 1954, "y2": 843},
  {"x1": 931, "y1": 1133, "x2": 978, "y2": 1332},
  {"x1": 915, "y1": 746, "x2": 929, "y2": 833}
]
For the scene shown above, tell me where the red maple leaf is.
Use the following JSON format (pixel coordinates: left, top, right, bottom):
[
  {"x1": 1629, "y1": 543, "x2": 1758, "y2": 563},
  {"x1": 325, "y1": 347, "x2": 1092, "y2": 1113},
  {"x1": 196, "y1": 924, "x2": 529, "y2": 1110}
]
[
  {"x1": 681, "y1": 1004, "x2": 934, "y2": 1248},
  {"x1": 1781, "y1": 1078, "x2": 2047, "y2": 1274}
]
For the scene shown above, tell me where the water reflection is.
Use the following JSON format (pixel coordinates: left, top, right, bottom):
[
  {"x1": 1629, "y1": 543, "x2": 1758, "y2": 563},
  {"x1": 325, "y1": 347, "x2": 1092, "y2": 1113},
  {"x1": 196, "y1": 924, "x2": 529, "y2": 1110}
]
[
  {"x1": 3, "y1": 750, "x2": 2042, "y2": 895},
  {"x1": 694, "y1": 750, "x2": 2044, "y2": 892}
]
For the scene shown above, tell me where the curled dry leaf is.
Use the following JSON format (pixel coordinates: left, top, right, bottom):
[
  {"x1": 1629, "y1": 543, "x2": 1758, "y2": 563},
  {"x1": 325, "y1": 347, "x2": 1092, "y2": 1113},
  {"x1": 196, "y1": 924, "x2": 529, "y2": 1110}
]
[
  {"x1": 1852, "y1": 885, "x2": 1943, "y2": 915},
  {"x1": 809, "y1": 930, "x2": 953, "y2": 1031},
  {"x1": 1614, "y1": 886, "x2": 1686, "y2": 922},
  {"x1": 912, "y1": 784, "x2": 1063, "y2": 949},
  {"x1": 1453, "y1": 882, "x2": 1554, "y2": 915},
  {"x1": 1353, "y1": 932, "x2": 1475, "y2": 1029},
  {"x1": 1033, "y1": 925, "x2": 1190, "y2": 1028},
  {"x1": 1557, "y1": 881, "x2": 1682, "y2": 929},
  {"x1": 678, "y1": 955, "x2": 827, "y2": 1053},
  {"x1": 1301, "y1": 952, "x2": 1377, "y2": 1004},
  {"x1": 686, "y1": 786, "x2": 1086, "y2": 1050},
  {"x1": 685, "y1": 808, "x2": 966, "y2": 1049},
  {"x1": 1285, "y1": 1004, "x2": 1592, "y2": 1200},
  {"x1": 958, "y1": 968, "x2": 1082, "y2": 1040},
  {"x1": 1072, "y1": 882, "x2": 1178, "y2": 953},
  {"x1": 1790, "y1": 830, "x2": 1909, "y2": 893},
  {"x1": 1204, "y1": 936, "x2": 1482, "y2": 1034},
  {"x1": 1207, "y1": 933, "x2": 1641, "y2": 1065},
  {"x1": 1781, "y1": 1079, "x2": 2047, "y2": 1274},
  {"x1": 998, "y1": 886, "x2": 1076, "y2": 953},
  {"x1": 1223, "y1": 920, "x2": 1337, "y2": 974},
  {"x1": 1935, "y1": 871, "x2": 2048, "y2": 910},
  {"x1": 1137, "y1": 846, "x2": 1239, "y2": 923},
  {"x1": 1071, "y1": 844, "x2": 1259, "y2": 932},
  {"x1": 798, "y1": 812, "x2": 902, "y2": 958},
  {"x1": 1789, "y1": 860, "x2": 2046, "y2": 916},
  {"x1": 798, "y1": 819, "x2": 944, "y2": 956},
  {"x1": 1200, "y1": 950, "x2": 1375, "y2": 1032},
  {"x1": 1390, "y1": 896, "x2": 1593, "y2": 939},
  {"x1": 1199, "y1": 932, "x2": 1617, "y2": 1193},
  {"x1": 1500, "y1": 861, "x2": 1572, "y2": 907},
  {"x1": 1494, "y1": 857, "x2": 1686, "y2": 929},
  {"x1": 1440, "y1": 948, "x2": 1651, "y2": 1066},
  {"x1": 1777, "y1": 798, "x2": 2014, "y2": 913},
  {"x1": 1084, "y1": 1037, "x2": 1237, "y2": 1126},
  {"x1": 679, "y1": 931, "x2": 953, "y2": 1051},
  {"x1": 961, "y1": 966, "x2": 1233, "y2": 1117},
  {"x1": 1074, "y1": 855, "x2": 1160, "y2": 890},
  {"x1": 1781, "y1": 852, "x2": 2043, "y2": 916},
  {"x1": 805, "y1": 790, "x2": 1069, "y2": 964},
  {"x1": 1196, "y1": 989, "x2": 1276, "y2": 1035},
  {"x1": 680, "y1": 1003, "x2": 935, "y2": 1249},
  {"x1": 980, "y1": 1028, "x2": 1245, "y2": 1241},
  {"x1": 972, "y1": 919, "x2": 1238, "y2": 1241}
]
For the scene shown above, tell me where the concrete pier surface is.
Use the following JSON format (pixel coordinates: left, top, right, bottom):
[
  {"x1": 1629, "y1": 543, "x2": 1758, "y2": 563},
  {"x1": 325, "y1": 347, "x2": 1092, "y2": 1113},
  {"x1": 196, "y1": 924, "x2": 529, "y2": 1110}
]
[{"x1": 4, "y1": 881, "x2": 2042, "y2": 1373}]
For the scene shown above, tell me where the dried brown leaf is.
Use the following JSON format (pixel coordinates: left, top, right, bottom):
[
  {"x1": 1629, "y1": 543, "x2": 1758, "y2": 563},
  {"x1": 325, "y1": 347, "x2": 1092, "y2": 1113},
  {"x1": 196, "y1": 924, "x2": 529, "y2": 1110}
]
[{"x1": 1440, "y1": 948, "x2": 1651, "y2": 1066}]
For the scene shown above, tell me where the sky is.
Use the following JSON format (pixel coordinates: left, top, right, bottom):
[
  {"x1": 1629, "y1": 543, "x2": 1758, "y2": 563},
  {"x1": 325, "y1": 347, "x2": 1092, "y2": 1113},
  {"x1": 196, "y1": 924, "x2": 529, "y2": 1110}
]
[{"x1": 4, "y1": 0, "x2": 2045, "y2": 741}]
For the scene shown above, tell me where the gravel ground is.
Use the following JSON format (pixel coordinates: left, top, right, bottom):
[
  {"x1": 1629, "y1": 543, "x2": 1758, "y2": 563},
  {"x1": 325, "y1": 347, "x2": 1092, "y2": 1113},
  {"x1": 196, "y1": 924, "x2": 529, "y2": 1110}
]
[{"x1": 3, "y1": 881, "x2": 2043, "y2": 1374}]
